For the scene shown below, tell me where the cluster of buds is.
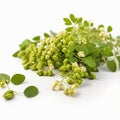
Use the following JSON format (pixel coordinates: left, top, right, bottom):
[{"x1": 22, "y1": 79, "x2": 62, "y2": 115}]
[
  {"x1": 52, "y1": 80, "x2": 64, "y2": 91},
  {"x1": 64, "y1": 83, "x2": 79, "y2": 96},
  {"x1": 80, "y1": 66, "x2": 87, "y2": 72},
  {"x1": 77, "y1": 51, "x2": 85, "y2": 58},
  {"x1": 72, "y1": 62, "x2": 79, "y2": 67},
  {"x1": 99, "y1": 27, "x2": 110, "y2": 41},
  {"x1": 78, "y1": 38, "x2": 87, "y2": 45},
  {"x1": 52, "y1": 80, "x2": 79, "y2": 96}
]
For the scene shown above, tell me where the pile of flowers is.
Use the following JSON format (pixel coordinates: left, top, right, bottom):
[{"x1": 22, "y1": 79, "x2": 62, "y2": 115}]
[{"x1": 13, "y1": 14, "x2": 120, "y2": 96}]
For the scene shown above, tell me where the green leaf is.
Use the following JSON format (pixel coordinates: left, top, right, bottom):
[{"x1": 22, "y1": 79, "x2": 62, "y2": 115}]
[
  {"x1": 107, "y1": 26, "x2": 112, "y2": 32},
  {"x1": 76, "y1": 44, "x2": 89, "y2": 55},
  {"x1": 88, "y1": 72, "x2": 96, "y2": 80},
  {"x1": 19, "y1": 39, "x2": 32, "y2": 50},
  {"x1": 117, "y1": 56, "x2": 120, "y2": 67},
  {"x1": 98, "y1": 24, "x2": 104, "y2": 29},
  {"x1": 11, "y1": 74, "x2": 25, "y2": 85},
  {"x1": 69, "y1": 14, "x2": 76, "y2": 23},
  {"x1": 116, "y1": 36, "x2": 120, "y2": 39},
  {"x1": 86, "y1": 44, "x2": 100, "y2": 58},
  {"x1": 84, "y1": 20, "x2": 89, "y2": 27},
  {"x1": 77, "y1": 17, "x2": 82, "y2": 23},
  {"x1": 66, "y1": 27, "x2": 73, "y2": 32},
  {"x1": 0, "y1": 73, "x2": 10, "y2": 83},
  {"x1": 32, "y1": 36, "x2": 40, "y2": 42},
  {"x1": 63, "y1": 18, "x2": 72, "y2": 25},
  {"x1": 117, "y1": 56, "x2": 120, "y2": 63},
  {"x1": 68, "y1": 43, "x2": 76, "y2": 52},
  {"x1": 12, "y1": 51, "x2": 20, "y2": 57},
  {"x1": 3, "y1": 90, "x2": 14, "y2": 100},
  {"x1": 69, "y1": 57, "x2": 78, "y2": 63},
  {"x1": 107, "y1": 60, "x2": 116, "y2": 72},
  {"x1": 86, "y1": 43, "x2": 100, "y2": 58},
  {"x1": 50, "y1": 30, "x2": 57, "y2": 37},
  {"x1": 24, "y1": 86, "x2": 39, "y2": 98},
  {"x1": 102, "y1": 45, "x2": 113, "y2": 57},
  {"x1": 86, "y1": 44, "x2": 96, "y2": 54},
  {"x1": 83, "y1": 56, "x2": 96, "y2": 68},
  {"x1": 90, "y1": 22, "x2": 94, "y2": 27},
  {"x1": 44, "y1": 33, "x2": 50, "y2": 38}
]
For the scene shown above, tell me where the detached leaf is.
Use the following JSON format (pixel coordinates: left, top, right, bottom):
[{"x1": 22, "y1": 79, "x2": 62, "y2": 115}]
[
  {"x1": 83, "y1": 56, "x2": 96, "y2": 68},
  {"x1": 63, "y1": 18, "x2": 72, "y2": 25},
  {"x1": 107, "y1": 26, "x2": 112, "y2": 32},
  {"x1": 11, "y1": 74, "x2": 25, "y2": 85},
  {"x1": 19, "y1": 39, "x2": 32, "y2": 50},
  {"x1": 24, "y1": 86, "x2": 39, "y2": 98},
  {"x1": 32, "y1": 36, "x2": 40, "y2": 42},
  {"x1": 0, "y1": 73, "x2": 10, "y2": 83},
  {"x1": 69, "y1": 14, "x2": 76, "y2": 23},
  {"x1": 107, "y1": 60, "x2": 116, "y2": 72},
  {"x1": 3, "y1": 90, "x2": 14, "y2": 100}
]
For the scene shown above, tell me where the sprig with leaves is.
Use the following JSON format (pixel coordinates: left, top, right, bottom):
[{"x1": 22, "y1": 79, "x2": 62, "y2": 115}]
[
  {"x1": 13, "y1": 14, "x2": 120, "y2": 96},
  {"x1": 0, "y1": 73, "x2": 39, "y2": 100}
]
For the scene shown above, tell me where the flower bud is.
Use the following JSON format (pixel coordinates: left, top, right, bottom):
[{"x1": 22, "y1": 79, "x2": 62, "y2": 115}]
[
  {"x1": 0, "y1": 81, "x2": 6, "y2": 88},
  {"x1": 77, "y1": 51, "x2": 85, "y2": 58},
  {"x1": 52, "y1": 80, "x2": 58, "y2": 90},
  {"x1": 89, "y1": 73, "x2": 96, "y2": 80},
  {"x1": 3, "y1": 90, "x2": 14, "y2": 100}
]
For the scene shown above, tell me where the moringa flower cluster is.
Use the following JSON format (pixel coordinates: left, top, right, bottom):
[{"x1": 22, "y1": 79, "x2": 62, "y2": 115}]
[{"x1": 13, "y1": 14, "x2": 120, "y2": 96}]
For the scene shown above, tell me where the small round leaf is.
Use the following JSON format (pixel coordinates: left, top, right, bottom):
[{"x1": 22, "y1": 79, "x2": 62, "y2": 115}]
[
  {"x1": 84, "y1": 20, "x2": 89, "y2": 27},
  {"x1": 11, "y1": 74, "x2": 25, "y2": 85},
  {"x1": 107, "y1": 26, "x2": 112, "y2": 32},
  {"x1": 107, "y1": 60, "x2": 116, "y2": 72},
  {"x1": 32, "y1": 36, "x2": 40, "y2": 42},
  {"x1": 63, "y1": 18, "x2": 72, "y2": 25},
  {"x1": 24, "y1": 86, "x2": 39, "y2": 98},
  {"x1": 69, "y1": 14, "x2": 76, "y2": 23},
  {"x1": 83, "y1": 56, "x2": 96, "y2": 68},
  {"x1": 0, "y1": 73, "x2": 10, "y2": 83}
]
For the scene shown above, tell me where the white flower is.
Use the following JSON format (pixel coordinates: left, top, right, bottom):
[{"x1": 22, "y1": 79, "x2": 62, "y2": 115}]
[
  {"x1": 45, "y1": 38, "x2": 50, "y2": 44},
  {"x1": 78, "y1": 40, "x2": 82, "y2": 44},
  {"x1": 82, "y1": 39, "x2": 87, "y2": 44},
  {"x1": 78, "y1": 38, "x2": 87, "y2": 44},
  {"x1": 99, "y1": 30, "x2": 110, "y2": 41},
  {"x1": 57, "y1": 31, "x2": 65, "y2": 36},
  {"x1": 49, "y1": 64, "x2": 54, "y2": 70},
  {"x1": 77, "y1": 51, "x2": 85, "y2": 58},
  {"x1": 80, "y1": 66, "x2": 86, "y2": 72},
  {"x1": 72, "y1": 62, "x2": 79, "y2": 67},
  {"x1": 99, "y1": 31, "x2": 104, "y2": 37},
  {"x1": 99, "y1": 27, "x2": 105, "y2": 32},
  {"x1": 51, "y1": 43, "x2": 55, "y2": 46}
]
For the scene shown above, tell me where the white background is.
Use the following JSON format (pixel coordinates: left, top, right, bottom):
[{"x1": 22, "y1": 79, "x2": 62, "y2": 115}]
[{"x1": 0, "y1": 0, "x2": 120, "y2": 120}]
